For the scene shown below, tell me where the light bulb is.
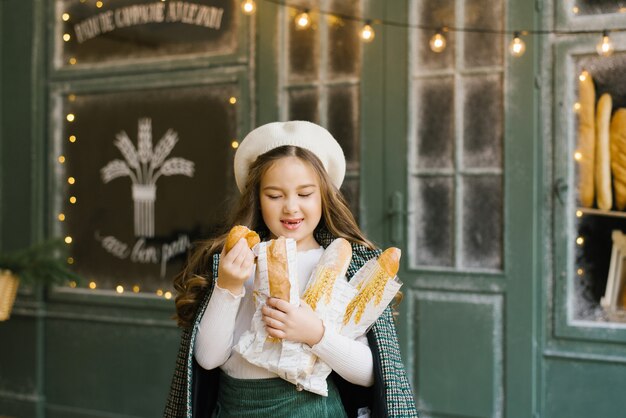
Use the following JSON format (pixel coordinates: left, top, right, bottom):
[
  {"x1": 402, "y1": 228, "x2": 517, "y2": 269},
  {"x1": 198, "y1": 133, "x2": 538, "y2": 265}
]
[
  {"x1": 509, "y1": 32, "x2": 526, "y2": 57},
  {"x1": 429, "y1": 32, "x2": 446, "y2": 53},
  {"x1": 360, "y1": 22, "x2": 375, "y2": 42},
  {"x1": 241, "y1": 0, "x2": 256, "y2": 15},
  {"x1": 596, "y1": 31, "x2": 614, "y2": 57},
  {"x1": 295, "y1": 10, "x2": 311, "y2": 30}
]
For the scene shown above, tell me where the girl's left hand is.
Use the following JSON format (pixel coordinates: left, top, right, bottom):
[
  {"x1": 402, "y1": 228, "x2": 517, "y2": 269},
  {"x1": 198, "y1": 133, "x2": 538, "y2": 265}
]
[{"x1": 262, "y1": 298, "x2": 324, "y2": 346}]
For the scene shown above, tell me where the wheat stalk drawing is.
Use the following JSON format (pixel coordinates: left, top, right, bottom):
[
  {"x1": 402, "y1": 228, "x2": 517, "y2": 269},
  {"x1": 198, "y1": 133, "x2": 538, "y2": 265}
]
[{"x1": 101, "y1": 118, "x2": 194, "y2": 237}]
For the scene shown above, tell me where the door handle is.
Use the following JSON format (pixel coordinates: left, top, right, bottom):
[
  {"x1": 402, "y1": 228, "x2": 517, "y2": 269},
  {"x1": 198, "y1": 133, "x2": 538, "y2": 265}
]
[{"x1": 387, "y1": 191, "x2": 405, "y2": 245}]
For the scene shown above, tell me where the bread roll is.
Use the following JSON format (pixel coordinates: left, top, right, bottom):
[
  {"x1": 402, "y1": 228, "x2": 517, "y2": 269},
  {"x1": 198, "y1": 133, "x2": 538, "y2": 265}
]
[
  {"x1": 578, "y1": 71, "x2": 596, "y2": 207},
  {"x1": 267, "y1": 237, "x2": 290, "y2": 300},
  {"x1": 596, "y1": 93, "x2": 613, "y2": 210},
  {"x1": 611, "y1": 109, "x2": 626, "y2": 209},
  {"x1": 302, "y1": 238, "x2": 353, "y2": 310},
  {"x1": 225, "y1": 225, "x2": 260, "y2": 253}
]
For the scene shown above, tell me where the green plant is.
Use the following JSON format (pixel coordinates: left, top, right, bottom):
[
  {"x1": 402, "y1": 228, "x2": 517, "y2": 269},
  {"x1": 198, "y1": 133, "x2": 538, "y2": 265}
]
[{"x1": 0, "y1": 239, "x2": 81, "y2": 286}]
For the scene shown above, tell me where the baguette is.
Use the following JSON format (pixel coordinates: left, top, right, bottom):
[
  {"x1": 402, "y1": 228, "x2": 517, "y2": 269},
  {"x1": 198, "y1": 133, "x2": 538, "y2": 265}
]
[
  {"x1": 225, "y1": 225, "x2": 260, "y2": 253},
  {"x1": 596, "y1": 93, "x2": 613, "y2": 210},
  {"x1": 578, "y1": 71, "x2": 596, "y2": 208},
  {"x1": 302, "y1": 238, "x2": 352, "y2": 310},
  {"x1": 344, "y1": 247, "x2": 401, "y2": 325},
  {"x1": 267, "y1": 237, "x2": 291, "y2": 301},
  {"x1": 611, "y1": 109, "x2": 626, "y2": 209}
]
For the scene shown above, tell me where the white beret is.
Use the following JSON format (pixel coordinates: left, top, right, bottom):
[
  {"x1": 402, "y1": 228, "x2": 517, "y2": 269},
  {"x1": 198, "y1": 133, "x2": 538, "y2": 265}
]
[{"x1": 234, "y1": 121, "x2": 346, "y2": 193}]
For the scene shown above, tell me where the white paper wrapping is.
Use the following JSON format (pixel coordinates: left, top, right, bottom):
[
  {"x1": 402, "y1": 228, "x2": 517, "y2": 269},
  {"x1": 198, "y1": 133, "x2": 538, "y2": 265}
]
[{"x1": 234, "y1": 238, "x2": 402, "y2": 397}]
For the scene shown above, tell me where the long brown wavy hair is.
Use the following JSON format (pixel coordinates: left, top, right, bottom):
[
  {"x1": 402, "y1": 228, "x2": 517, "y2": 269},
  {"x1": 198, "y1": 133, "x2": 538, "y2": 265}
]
[{"x1": 173, "y1": 145, "x2": 376, "y2": 328}]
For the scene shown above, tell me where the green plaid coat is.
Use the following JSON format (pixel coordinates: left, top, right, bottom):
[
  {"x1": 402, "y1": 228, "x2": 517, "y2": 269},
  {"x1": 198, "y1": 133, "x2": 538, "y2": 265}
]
[{"x1": 164, "y1": 229, "x2": 418, "y2": 417}]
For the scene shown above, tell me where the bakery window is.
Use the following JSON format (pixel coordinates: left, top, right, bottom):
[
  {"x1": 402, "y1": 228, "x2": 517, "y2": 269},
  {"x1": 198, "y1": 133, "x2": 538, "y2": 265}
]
[
  {"x1": 52, "y1": 77, "x2": 242, "y2": 296},
  {"x1": 279, "y1": 0, "x2": 363, "y2": 217},
  {"x1": 407, "y1": 0, "x2": 504, "y2": 271},
  {"x1": 54, "y1": 0, "x2": 239, "y2": 68},
  {"x1": 573, "y1": 52, "x2": 626, "y2": 323},
  {"x1": 570, "y1": 0, "x2": 626, "y2": 16}
]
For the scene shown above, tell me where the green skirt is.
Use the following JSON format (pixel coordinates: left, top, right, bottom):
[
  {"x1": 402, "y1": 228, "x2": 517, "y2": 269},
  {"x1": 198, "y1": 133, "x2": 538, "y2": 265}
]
[{"x1": 213, "y1": 371, "x2": 348, "y2": 418}]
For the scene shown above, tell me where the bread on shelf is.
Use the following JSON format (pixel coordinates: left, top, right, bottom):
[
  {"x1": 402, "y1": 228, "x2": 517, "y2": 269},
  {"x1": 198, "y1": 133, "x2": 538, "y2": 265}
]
[
  {"x1": 577, "y1": 71, "x2": 596, "y2": 208},
  {"x1": 596, "y1": 93, "x2": 613, "y2": 210},
  {"x1": 611, "y1": 108, "x2": 626, "y2": 210}
]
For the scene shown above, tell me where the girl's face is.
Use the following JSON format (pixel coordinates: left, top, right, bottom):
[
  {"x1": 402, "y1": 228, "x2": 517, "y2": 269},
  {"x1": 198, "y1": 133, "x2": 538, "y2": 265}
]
[{"x1": 259, "y1": 156, "x2": 323, "y2": 251}]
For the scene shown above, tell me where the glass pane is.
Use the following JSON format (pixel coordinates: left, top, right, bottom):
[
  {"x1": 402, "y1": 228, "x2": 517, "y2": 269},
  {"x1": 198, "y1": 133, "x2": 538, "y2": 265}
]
[
  {"x1": 409, "y1": 176, "x2": 454, "y2": 267},
  {"x1": 413, "y1": 0, "x2": 455, "y2": 71},
  {"x1": 463, "y1": 74, "x2": 503, "y2": 169},
  {"x1": 288, "y1": 6, "x2": 319, "y2": 83},
  {"x1": 328, "y1": 0, "x2": 361, "y2": 77},
  {"x1": 414, "y1": 77, "x2": 454, "y2": 169},
  {"x1": 340, "y1": 177, "x2": 360, "y2": 223},
  {"x1": 573, "y1": 215, "x2": 626, "y2": 320},
  {"x1": 59, "y1": 84, "x2": 239, "y2": 294},
  {"x1": 287, "y1": 88, "x2": 320, "y2": 123},
  {"x1": 462, "y1": 175, "x2": 502, "y2": 269},
  {"x1": 327, "y1": 84, "x2": 359, "y2": 170},
  {"x1": 56, "y1": 0, "x2": 238, "y2": 67},
  {"x1": 577, "y1": 53, "x2": 626, "y2": 110},
  {"x1": 573, "y1": 0, "x2": 626, "y2": 15},
  {"x1": 463, "y1": 0, "x2": 503, "y2": 68}
]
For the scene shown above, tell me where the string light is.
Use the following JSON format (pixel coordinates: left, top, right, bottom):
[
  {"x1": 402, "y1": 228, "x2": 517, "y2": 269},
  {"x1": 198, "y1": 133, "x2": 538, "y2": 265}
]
[
  {"x1": 577, "y1": 268, "x2": 584, "y2": 275},
  {"x1": 574, "y1": 151, "x2": 582, "y2": 161},
  {"x1": 133, "y1": 285, "x2": 140, "y2": 293},
  {"x1": 576, "y1": 210, "x2": 583, "y2": 218},
  {"x1": 229, "y1": 96, "x2": 237, "y2": 104},
  {"x1": 58, "y1": 213, "x2": 66, "y2": 221},
  {"x1": 116, "y1": 285, "x2": 124, "y2": 293},
  {"x1": 69, "y1": 135, "x2": 77, "y2": 143},
  {"x1": 156, "y1": 289, "x2": 164, "y2": 296},
  {"x1": 66, "y1": 113, "x2": 75, "y2": 122},
  {"x1": 250, "y1": 0, "x2": 626, "y2": 55},
  {"x1": 58, "y1": 155, "x2": 66, "y2": 164},
  {"x1": 63, "y1": 33, "x2": 71, "y2": 42},
  {"x1": 69, "y1": 196, "x2": 77, "y2": 204},
  {"x1": 231, "y1": 140, "x2": 239, "y2": 149},
  {"x1": 295, "y1": 10, "x2": 311, "y2": 30},
  {"x1": 596, "y1": 30, "x2": 614, "y2": 57},
  {"x1": 89, "y1": 281, "x2": 97, "y2": 289},
  {"x1": 164, "y1": 291, "x2": 173, "y2": 299},
  {"x1": 67, "y1": 257, "x2": 74, "y2": 265},
  {"x1": 573, "y1": 102, "x2": 581, "y2": 112},
  {"x1": 96, "y1": 1, "x2": 104, "y2": 8},
  {"x1": 65, "y1": 236, "x2": 73, "y2": 244},
  {"x1": 360, "y1": 21, "x2": 375, "y2": 42},
  {"x1": 69, "y1": 281, "x2": 77, "y2": 288},
  {"x1": 579, "y1": 71, "x2": 588, "y2": 82},
  {"x1": 576, "y1": 237, "x2": 584, "y2": 245},
  {"x1": 241, "y1": 0, "x2": 256, "y2": 15},
  {"x1": 68, "y1": 177, "x2": 76, "y2": 185},
  {"x1": 509, "y1": 32, "x2": 526, "y2": 57},
  {"x1": 62, "y1": 13, "x2": 70, "y2": 21},
  {"x1": 429, "y1": 30, "x2": 446, "y2": 53},
  {"x1": 69, "y1": 57, "x2": 77, "y2": 65}
]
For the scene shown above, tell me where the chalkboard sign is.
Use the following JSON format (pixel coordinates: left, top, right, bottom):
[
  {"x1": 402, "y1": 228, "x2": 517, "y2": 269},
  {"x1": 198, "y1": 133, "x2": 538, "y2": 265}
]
[
  {"x1": 56, "y1": 0, "x2": 238, "y2": 66},
  {"x1": 57, "y1": 83, "x2": 240, "y2": 293}
]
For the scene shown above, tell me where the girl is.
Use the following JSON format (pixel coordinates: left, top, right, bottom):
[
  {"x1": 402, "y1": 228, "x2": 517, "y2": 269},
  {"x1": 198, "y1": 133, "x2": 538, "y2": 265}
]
[{"x1": 164, "y1": 121, "x2": 418, "y2": 417}]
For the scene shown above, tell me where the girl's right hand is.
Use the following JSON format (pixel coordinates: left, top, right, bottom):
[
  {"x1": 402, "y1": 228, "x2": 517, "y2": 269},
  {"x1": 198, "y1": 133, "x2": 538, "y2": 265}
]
[{"x1": 217, "y1": 238, "x2": 255, "y2": 295}]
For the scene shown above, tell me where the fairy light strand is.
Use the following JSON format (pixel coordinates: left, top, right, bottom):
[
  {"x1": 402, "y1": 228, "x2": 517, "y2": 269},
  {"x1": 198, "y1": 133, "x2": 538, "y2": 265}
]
[{"x1": 257, "y1": 0, "x2": 626, "y2": 38}]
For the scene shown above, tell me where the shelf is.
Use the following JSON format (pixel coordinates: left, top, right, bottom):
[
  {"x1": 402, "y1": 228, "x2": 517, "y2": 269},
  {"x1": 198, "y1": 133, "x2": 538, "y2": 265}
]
[{"x1": 578, "y1": 208, "x2": 626, "y2": 220}]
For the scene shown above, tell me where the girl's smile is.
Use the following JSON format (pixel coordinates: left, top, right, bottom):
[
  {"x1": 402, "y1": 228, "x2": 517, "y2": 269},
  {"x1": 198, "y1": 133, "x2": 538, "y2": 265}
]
[{"x1": 260, "y1": 156, "x2": 322, "y2": 251}]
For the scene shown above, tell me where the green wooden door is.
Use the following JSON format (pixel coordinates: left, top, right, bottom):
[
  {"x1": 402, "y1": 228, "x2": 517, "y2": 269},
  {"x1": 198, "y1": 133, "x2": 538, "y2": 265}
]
[{"x1": 361, "y1": 1, "x2": 539, "y2": 417}]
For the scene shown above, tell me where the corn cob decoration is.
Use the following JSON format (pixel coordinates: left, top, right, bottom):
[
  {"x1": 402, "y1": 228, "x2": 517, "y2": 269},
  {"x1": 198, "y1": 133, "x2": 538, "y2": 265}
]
[{"x1": 343, "y1": 247, "x2": 401, "y2": 325}]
